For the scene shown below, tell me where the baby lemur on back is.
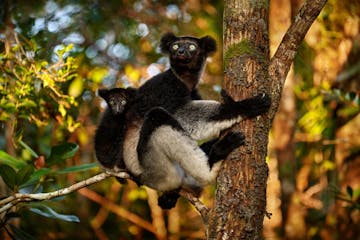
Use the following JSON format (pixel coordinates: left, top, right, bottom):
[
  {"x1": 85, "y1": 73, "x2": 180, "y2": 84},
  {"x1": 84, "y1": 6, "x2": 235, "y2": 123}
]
[{"x1": 95, "y1": 32, "x2": 271, "y2": 209}]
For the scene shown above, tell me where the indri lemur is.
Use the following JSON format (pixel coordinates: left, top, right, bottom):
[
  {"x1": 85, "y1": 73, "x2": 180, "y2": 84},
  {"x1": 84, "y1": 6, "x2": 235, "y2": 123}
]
[
  {"x1": 95, "y1": 32, "x2": 271, "y2": 209},
  {"x1": 95, "y1": 87, "x2": 136, "y2": 170}
]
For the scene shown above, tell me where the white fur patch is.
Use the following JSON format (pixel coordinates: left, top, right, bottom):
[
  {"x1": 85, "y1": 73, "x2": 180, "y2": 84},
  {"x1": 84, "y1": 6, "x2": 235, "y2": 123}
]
[
  {"x1": 174, "y1": 100, "x2": 244, "y2": 140},
  {"x1": 147, "y1": 125, "x2": 220, "y2": 188},
  {"x1": 123, "y1": 122, "x2": 143, "y2": 176}
]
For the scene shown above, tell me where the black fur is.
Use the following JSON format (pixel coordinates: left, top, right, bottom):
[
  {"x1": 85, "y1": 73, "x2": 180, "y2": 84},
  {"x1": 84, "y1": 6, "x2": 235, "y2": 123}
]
[
  {"x1": 137, "y1": 107, "x2": 185, "y2": 162},
  {"x1": 211, "y1": 90, "x2": 271, "y2": 121},
  {"x1": 95, "y1": 87, "x2": 136, "y2": 169},
  {"x1": 94, "y1": 33, "x2": 271, "y2": 210},
  {"x1": 207, "y1": 131, "x2": 245, "y2": 168}
]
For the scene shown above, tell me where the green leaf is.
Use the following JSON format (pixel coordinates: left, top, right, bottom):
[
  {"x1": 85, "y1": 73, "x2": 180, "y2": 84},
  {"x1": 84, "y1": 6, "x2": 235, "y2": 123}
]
[
  {"x1": 16, "y1": 165, "x2": 35, "y2": 186},
  {"x1": 30, "y1": 205, "x2": 80, "y2": 222},
  {"x1": 56, "y1": 163, "x2": 98, "y2": 174},
  {"x1": 20, "y1": 168, "x2": 52, "y2": 188},
  {"x1": 0, "y1": 165, "x2": 18, "y2": 189},
  {"x1": 18, "y1": 140, "x2": 39, "y2": 158},
  {"x1": 0, "y1": 150, "x2": 26, "y2": 170},
  {"x1": 47, "y1": 143, "x2": 79, "y2": 166}
]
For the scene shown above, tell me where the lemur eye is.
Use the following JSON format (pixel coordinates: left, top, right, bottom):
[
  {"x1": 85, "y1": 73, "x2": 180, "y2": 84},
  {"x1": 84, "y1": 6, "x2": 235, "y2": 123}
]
[
  {"x1": 172, "y1": 44, "x2": 179, "y2": 50},
  {"x1": 189, "y1": 44, "x2": 197, "y2": 51},
  {"x1": 121, "y1": 100, "x2": 126, "y2": 105}
]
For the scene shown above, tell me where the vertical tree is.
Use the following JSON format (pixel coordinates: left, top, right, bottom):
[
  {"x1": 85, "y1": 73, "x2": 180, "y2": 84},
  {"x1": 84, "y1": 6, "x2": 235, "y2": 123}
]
[{"x1": 207, "y1": 0, "x2": 327, "y2": 239}]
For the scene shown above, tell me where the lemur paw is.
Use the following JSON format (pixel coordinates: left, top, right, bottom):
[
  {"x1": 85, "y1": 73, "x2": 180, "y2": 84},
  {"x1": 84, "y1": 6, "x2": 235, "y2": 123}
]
[
  {"x1": 220, "y1": 89, "x2": 235, "y2": 103},
  {"x1": 243, "y1": 93, "x2": 271, "y2": 118},
  {"x1": 208, "y1": 131, "x2": 245, "y2": 168},
  {"x1": 158, "y1": 191, "x2": 180, "y2": 209}
]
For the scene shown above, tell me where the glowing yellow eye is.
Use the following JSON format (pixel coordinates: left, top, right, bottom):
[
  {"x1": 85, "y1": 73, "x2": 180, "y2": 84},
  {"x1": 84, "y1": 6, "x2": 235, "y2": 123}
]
[
  {"x1": 121, "y1": 100, "x2": 126, "y2": 105},
  {"x1": 189, "y1": 44, "x2": 196, "y2": 51},
  {"x1": 172, "y1": 44, "x2": 179, "y2": 50}
]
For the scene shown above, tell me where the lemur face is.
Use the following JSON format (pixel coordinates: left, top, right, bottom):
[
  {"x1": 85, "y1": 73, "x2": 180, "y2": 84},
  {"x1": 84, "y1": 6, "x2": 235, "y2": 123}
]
[
  {"x1": 160, "y1": 32, "x2": 217, "y2": 67},
  {"x1": 98, "y1": 88, "x2": 136, "y2": 115},
  {"x1": 169, "y1": 39, "x2": 200, "y2": 63}
]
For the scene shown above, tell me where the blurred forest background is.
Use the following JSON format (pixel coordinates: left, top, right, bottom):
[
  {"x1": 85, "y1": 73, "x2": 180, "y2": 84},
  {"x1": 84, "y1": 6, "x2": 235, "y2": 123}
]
[{"x1": 0, "y1": 0, "x2": 359, "y2": 239}]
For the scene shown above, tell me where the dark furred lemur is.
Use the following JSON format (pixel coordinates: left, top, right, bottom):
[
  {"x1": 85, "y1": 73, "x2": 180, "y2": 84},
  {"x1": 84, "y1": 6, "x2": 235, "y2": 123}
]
[
  {"x1": 95, "y1": 32, "x2": 271, "y2": 209},
  {"x1": 95, "y1": 87, "x2": 136, "y2": 170}
]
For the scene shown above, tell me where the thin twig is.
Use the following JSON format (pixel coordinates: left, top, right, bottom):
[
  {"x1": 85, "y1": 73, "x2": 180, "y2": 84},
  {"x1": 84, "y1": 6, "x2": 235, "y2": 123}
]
[
  {"x1": 0, "y1": 170, "x2": 130, "y2": 214},
  {"x1": 179, "y1": 189, "x2": 209, "y2": 224}
]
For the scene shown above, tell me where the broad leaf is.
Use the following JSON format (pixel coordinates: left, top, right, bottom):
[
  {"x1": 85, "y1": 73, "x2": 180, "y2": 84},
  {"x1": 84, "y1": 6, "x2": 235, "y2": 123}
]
[
  {"x1": 47, "y1": 143, "x2": 79, "y2": 166},
  {"x1": 30, "y1": 205, "x2": 80, "y2": 222},
  {"x1": 25, "y1": 168, "x2": 52, "y2": 185},
  {"x1": 16, "y1": 165, "x2": 35, "y2": 186},
  {"x1": 18, "y1": 140, "x2": 39, "y2": 158},
  {"x1": 0, "y1": 150, "x2": 26, "y2": 170},
  {"x1": 0, "y1": 165, "x2": 17, "y2": 189}
]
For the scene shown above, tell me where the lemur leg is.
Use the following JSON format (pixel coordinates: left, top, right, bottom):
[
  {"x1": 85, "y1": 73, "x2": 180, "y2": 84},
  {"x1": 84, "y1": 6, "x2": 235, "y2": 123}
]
[
  {"x1": 158, "y1": 132, "x2": 245, "y2": 209},
  {"x1": 139, "y1": 107, "x2": 246, "y2": 209},
  {"x1": 174, "y1": 90, "x2": 271, "y2": 141},
  {"x1": 138, "y1": 107, "x2": 246, "y2": 187}
]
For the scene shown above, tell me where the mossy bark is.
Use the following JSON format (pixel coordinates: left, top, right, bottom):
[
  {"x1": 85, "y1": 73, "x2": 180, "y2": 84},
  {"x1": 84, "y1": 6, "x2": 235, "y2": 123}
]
[
  {"x1": 207, "y1": 0, "x2": 271, "y2": 239},
  {"x1": 206, "y1": 0, "x2": 327, "y2": 239}
]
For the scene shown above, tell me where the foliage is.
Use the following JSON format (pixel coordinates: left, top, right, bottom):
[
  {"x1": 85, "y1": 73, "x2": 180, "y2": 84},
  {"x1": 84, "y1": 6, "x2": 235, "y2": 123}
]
[
  {"x1": 0, "y1": 0, "x2": 222, "y2": 239},
  {"x1": 0, "y1": 37, "x2": 80, "y2": 131}
]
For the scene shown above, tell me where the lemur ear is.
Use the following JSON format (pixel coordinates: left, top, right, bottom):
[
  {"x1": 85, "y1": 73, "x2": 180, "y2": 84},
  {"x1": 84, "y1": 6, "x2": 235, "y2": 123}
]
[
  {"x1": 160, "y1": 32, "x2": 178, "y2": 54},
  {"x1": 98, "y1": 89, "x2": 109, "y2": 101},
  {"x1": 199, "y1": 36, "x2": 217, "y2": 55}
]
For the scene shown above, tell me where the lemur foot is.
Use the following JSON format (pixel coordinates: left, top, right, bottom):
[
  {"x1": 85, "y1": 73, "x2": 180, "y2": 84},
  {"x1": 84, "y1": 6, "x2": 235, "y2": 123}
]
[
  {"x1": 208, "y1": 131, "x2": 245, "y2": 168},
  {"x1": 158, "y1": 191, "x2": 180, "y2": 209}
]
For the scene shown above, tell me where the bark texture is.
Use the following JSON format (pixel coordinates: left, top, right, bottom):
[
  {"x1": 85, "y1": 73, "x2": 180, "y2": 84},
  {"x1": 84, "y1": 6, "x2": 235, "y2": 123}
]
[
  {"x1": 207, "y1": 1, "x2": 270, "y2": 239},
  {"x1": 206, "y1": 0, "x2": 327, "y2": 239}
]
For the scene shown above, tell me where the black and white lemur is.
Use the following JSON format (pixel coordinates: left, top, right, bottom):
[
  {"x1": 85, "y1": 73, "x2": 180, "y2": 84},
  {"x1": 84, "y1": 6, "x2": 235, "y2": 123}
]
[{"x1": 95, "y1": 32, "x2": 271, "y2": 209}]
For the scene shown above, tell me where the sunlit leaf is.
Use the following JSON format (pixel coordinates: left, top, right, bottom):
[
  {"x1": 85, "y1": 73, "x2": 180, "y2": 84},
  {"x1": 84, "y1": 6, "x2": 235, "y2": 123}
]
[
  {"x1": 68, "y1": 77, "x2": 83, "y2": 98},
  {"x1": 19, "y1": 99, "x2": 37, "y2": 108},
  {"x1": 0, "y1": 150, "x2": 26, "y2": 170},
  {"x1": 30, "y1": 205, "x2": 80, "y2": 222},
  {"x1": 18, "y1": 140, "x2": 39, "y2": 158},
  {"x1": 58, "y1": 104, "x2": 67, "y2": 117}
]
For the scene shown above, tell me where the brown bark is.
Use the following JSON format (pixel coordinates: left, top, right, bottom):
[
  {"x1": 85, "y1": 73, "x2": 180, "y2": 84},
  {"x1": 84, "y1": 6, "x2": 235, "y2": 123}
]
[
  {"x1": 207, "y1": 1, "x2": 270, "y2": 239},
  {"x1": 206, "y1": 0, "x2": 327, "y2": 239}
]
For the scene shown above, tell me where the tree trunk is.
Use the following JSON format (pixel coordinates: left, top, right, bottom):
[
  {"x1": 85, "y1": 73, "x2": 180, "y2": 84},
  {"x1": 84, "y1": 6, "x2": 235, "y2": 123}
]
[
  {"x1": 207, "y1": 0, "x2": 271, "y2": 239},
  {"x1": 206, "y1": 0, "x2": 327, "y2": 239}
]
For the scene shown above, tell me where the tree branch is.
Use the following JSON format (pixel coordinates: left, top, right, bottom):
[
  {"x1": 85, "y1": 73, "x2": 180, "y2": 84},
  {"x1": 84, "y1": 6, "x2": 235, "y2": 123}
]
[
  {"x1": 179, "y1": 189, "x2": 209, "y2": 224},
  {"x1": 0, "y1": 169, "x2": 208, "y2": 222},
  {"x1": 269, "y1": 0, "x2": 327, "y2": 119},
  {"x1": 0, "y1": 170, "x2": 130, "y2": 214}
]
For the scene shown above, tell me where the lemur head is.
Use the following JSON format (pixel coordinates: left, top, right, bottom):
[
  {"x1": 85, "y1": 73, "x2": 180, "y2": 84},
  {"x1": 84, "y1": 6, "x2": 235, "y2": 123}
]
[
  {"x1": 98, "y1": 87, "x2": 136, "y2": 115},
  {"x1": 160, "y1": 32, "x2": 217, "y2": 71}
]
